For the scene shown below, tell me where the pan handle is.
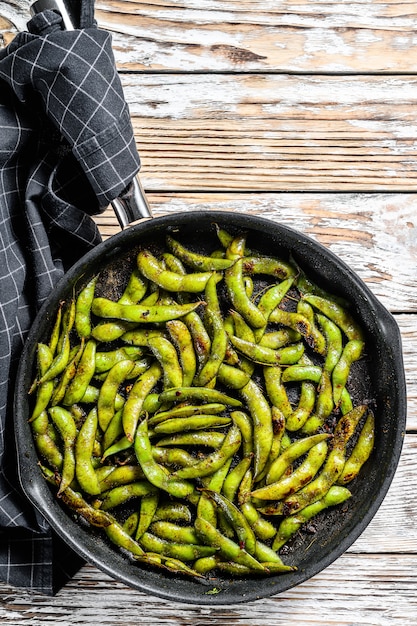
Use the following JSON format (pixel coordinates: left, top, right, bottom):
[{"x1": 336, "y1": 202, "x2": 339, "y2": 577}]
[
  {"x1": 111, "y1": 176, "x2": 153, "y2": 229},
  {"x1": 30, "y1": 0, "x2": 77, "y2": 30},
  {"x1": 30, "y1": 0, "x2": 153, "y2": 228}
]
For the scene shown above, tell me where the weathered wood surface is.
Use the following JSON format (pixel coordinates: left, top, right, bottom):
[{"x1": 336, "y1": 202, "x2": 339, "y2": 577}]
[
  {"x1": 1, "y1": 1, "x2": 417, "y2": 625},
  {"x1": 4, "y1": 1, "x2": 417, "y2": 74},
  {"x1": 1, "y1": 554, "x2": 417, "y2": 625},
  {"x1": 95, "y1": 0, "x2": 417, "y2": 74},
  {"x1": 122, "y1": 73, "x2": 417, "y2": 192}
]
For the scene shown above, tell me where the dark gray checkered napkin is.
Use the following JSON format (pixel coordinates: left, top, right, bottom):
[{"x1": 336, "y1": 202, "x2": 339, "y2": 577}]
[{"x1": 0, "y1": 1, "x2": 140, "y2": 593}]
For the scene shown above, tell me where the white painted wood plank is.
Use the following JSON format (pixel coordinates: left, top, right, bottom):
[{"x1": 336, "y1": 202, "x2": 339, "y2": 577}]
[
  {"x1": 118, "y1": 73, "x2": 417, "y2": 191},
  {"x1": 1, "y1": 554, "x2": 417, "y2": 625},
  {"x1": 94, "y1": 1, "x2": 417, "y2": 73}
]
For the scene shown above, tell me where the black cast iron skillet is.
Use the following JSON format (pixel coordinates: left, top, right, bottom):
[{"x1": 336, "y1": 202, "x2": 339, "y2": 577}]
[{"x1": 14, "y1": 209, "x2": 406, "y2": 605}]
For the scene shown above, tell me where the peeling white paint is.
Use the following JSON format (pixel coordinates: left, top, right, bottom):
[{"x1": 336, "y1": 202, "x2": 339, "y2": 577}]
[{"x1": 303, "y1": 29, "x2": 355, "y2": 57}]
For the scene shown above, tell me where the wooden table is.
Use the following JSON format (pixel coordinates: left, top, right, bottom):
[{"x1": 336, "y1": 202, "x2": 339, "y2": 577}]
[{"x1": 1, "y1": 2, "x2": 417, "y2": 624}]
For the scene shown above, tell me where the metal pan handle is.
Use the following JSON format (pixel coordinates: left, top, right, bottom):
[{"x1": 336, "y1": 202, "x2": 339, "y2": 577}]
[{"x1": 30, "y1": 0, "x2": 153, "y2": 228}]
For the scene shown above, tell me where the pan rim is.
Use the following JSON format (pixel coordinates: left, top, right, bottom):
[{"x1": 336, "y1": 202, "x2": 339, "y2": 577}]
[{"x1": 14, "y1": 210, "x2": 407, "y2": 605}]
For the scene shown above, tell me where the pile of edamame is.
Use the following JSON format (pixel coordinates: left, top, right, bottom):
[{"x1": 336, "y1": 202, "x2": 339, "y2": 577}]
[{"x1": 29, "y1": 225, "x2": 375, "y2": 580}]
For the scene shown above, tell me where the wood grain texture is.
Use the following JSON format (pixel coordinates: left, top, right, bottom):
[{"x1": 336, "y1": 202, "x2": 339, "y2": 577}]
[
  {"x1": 120, "y1": 74, "x2": 417, "y2": 191},
  {"x1": 1, "y1": 552, "x2": 417, "y2": 625},
  {"x1": 95, "y1": 0, "x2": 417, "y2": 73}
]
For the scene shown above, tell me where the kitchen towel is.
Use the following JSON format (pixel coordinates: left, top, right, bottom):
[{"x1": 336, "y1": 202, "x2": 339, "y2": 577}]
[{"x1": 0, "y1": 0, "x2": 140, "y2": 593}]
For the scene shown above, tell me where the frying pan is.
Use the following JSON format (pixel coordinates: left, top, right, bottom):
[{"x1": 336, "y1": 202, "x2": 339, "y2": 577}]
[
  {"x1": 14, "y1": 208, "x2": 406, "y2": 605},
  {"x1": 13, "y1": 0, "x2": 407, "y2": 605}
]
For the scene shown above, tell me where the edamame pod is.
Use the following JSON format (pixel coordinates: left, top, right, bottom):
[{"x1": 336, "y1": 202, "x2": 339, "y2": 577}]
[{"x1": 137, "y1": 249, "x2": 213, "y2": 292}]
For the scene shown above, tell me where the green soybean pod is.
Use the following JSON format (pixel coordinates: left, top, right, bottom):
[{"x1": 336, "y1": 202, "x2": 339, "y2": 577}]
[
  {"x1": 92, "y1": 319, "x2": 139, "y2": 342},
  {"x1": 75, "y1": 407, "x2": 101, "y2": 496},
  {"x1": 99, "y1": 481, "x2": 158, "y2": 511},
  {"x1": 254, "y1": 541, "x2": 291, "y2": 568},
  {"x1": 166, "y1": 235, "x2": 235, "y2": 271},
  {"x1": 158, "y1": 386, "x2": 242, "y2": 408},
  {"x1": 97, "y1": 359, "x2": 135, "y2": 433},
  {"x1": 148, "y1": 403, "x2": 226, "y2": 427},
  {"x1": 254, "y1": 276, "x2": 295, "y2": 342},
  {"x1": 51, "y1": 340, "x2": 85, "y2": 405},
  {"x1": 122, "y1": 362, "x2": 162, "y2": 442},
  {"x1": 48, "y1": 302, "x2": 64, "y2": 356},
  {"x1": 134, "y1": 418, "x2": 195, "y2": 499},
  {"x1": 340, "y1": 388, "x2": 354, "y2": 415},
  {"x1": 137, "y1": 249, "x2": 213, "y2": 293},
  {"x1": 135, "y1": 492, "x2": 160, "y2": 540},
  {"x1": 101, "y1": 435, "x2": 132, "y2": 461},
  {"x1": 240, "y1": 379, "x2": 273, "y2": 479},
  {"x1": 197, "y1": 457, "x2": 234, "y2": 528},
  {"x1": 193, "y1": 309, "x2": 228, "y2": 387},
  {"x1": 147, "y1": 336, "x2": 183, "y2": 390},
  {"x1": 166, "y1": 320, "x2": 197, "y2": 387},
  {"x1": 254, "y1": 406, "x2": 287, "y2": 484},
  {"x1": 139, "y1": 531, "x2": 217, "y2": 561},
  {"x1": 204, "y1": 489, "x2": 257, "y2": 556},
  {"x1": 48, "y1": 406, "x2": 77, "y2": 494},
  {"x1": 153, "y1": 415, "x2": 231, "y2": 435},
  {"x1": 104, "y1": 521, "x2": 145, "y2": 559},
  {"x1": 241, "y1": 254, "x2": 296, "y2": 280},
  {"x1": 332, "y1": 339, "x2": 365, "y2": 406},
  {"x1": 193, "y1": 555, "x2": 218, "y2": 574},
  {"x1": 263, "y1": 366, "x2": 293, "y2": 420},
  {"x1": 31, "y1": 410, "x2": 63, "y2": 470},
  {"x1": 301, "y1": 370, "x2": 334, "y2": 435},
  {"x1": 94, "y1": 346, "x2": 145, "y2": 373},
  {"x1": 264, "y1": 432, "x2": 331, "y2": 486},
  {"x1": 229, "y1": 335, "x2": 304, "y2": 366},
  {"x1": 230, "y1": 410, "x2": 253, "y2": 456},
  {"x1": 172, "y1": 425, "x2": 241, "y2": 478},
  {"x1": 152, "y1": 446, "x2": 197, "y2": 468},
  {"x1": 194, "y1": 516, "x2": 266, "y2": 572},
  {"x1": 252, "y1": 440, "x2": 329, "y2": 500},
  {"x1": 92, "y1": 297, "x2": 203, "y2": 324},
  {"x1": 152, "y1": 502, "x2": 192, "y2": 524},
  {"x1": 225, "y1": 232, "x2": 247, "y2": 260},
  {"x1": 63, "y1": 338, "x2": 97, "y2": 405},
  {"x1": 268, "y1": 308, "x2": 316, "y2": 349},
  {"x1": 217, "y1": 363, "x2": 251, "y2": 390},
  {"x1": 286, "y1": 381, "x2": 316, "y2": 432},
  {"x1": 259, "y1": 328, "x2": 302, "y2": 350},
  {"x1": 155, "y1": 431, "x2": 226, "y2": 448},
  {"x1": 296, "y1": 299, "x2": 327, "y2": 356},
  {"x1": 238, "y1": 469, "x2": 277, "y2": 541},
  {"x1": 118, "y1": 269, "x2": 148, "y2": 305},
  {"x1": 281, "y1": 364, "x2": 322, "y2": 384},
  {"x1": 150, "y1": 521, "x2": 200, "y2": 545},
  {"x1": 75, "y1": 276, "x2": 97, "y2": 339},
  {"x1": 317, "y1": 313, "x2": 343, "y2": 374},
  {"x1": 225, "y1": 258, "x2": 266, "y2": 329},
  {"x1": 123, "y1": 512, "x2": 139, "y2": 537},
  {"x1": 121, "y1": 328, "x2": 166, "y2": 347},
  {"x1": 30, "y1": 344, "x2": 54, "y2": 422},
  {"x1": 338, "y1": 409, "x2": 375, "y2": 485},
  {"x1": 38, "y1": 331, "x2": 71, "y2": 384},
  {"x1": 272, "y1": 485, "x2": 352, "y2": 551},
  {"x1": 172, "y1": 424, "x2": 241, "y2": 480},
  {"x1": 302, "y1": 294, "x2": 365, "y2": 342},
  {"x1": 222, "y1": 455, "x2": 253, "y2": 502}
]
